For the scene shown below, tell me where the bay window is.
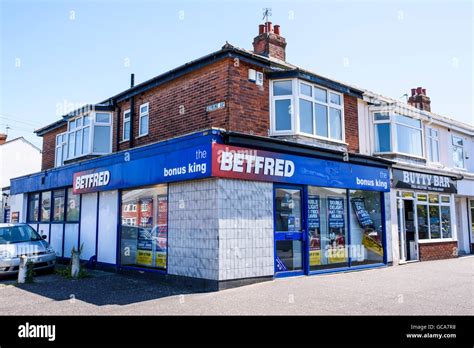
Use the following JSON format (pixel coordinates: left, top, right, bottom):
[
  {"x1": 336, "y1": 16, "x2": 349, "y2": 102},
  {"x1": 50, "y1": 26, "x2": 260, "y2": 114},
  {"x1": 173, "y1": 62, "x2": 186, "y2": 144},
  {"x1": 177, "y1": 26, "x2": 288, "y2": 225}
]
[
  {"x1": 55, "y1": 111, "x2": 112, "y2": 166},
  {"x1": 372, "y1": 111, "x2": 423, "y2": 157},
  {"x1": 271, "y1": 79, "x2": 344, "y2": 141}
]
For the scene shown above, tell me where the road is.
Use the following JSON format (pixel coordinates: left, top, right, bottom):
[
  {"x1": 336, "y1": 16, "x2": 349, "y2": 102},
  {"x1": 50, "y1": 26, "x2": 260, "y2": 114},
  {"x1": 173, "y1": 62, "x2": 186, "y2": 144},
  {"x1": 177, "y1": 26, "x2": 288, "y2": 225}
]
[{"x1": 0, "y1": 256, "x2": 472, "y2": 315}]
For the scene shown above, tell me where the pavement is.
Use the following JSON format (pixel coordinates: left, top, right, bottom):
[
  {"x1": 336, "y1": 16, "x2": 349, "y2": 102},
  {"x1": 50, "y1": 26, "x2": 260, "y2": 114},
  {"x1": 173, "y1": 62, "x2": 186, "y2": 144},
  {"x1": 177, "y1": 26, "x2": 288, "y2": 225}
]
[{"x1": 0, "y1": 256, "x2": 472, "y2": 315}]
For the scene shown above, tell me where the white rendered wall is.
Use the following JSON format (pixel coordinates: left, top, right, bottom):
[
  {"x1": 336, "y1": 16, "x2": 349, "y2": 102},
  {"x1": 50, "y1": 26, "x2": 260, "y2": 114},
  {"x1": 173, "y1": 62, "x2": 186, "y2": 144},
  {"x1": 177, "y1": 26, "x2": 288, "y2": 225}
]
[
  {"x1": 64, "y1": 224, "x2": 79, "y2": 258},
  {"x1": 49, "y1": 224, "x2": 63, "y2": 257},
  {"x1": 80, "y1": 193, "x2": 98, "y2": 261},
  {"x1": 97, "y1": 190, "x2": 118, "y2": 264}
]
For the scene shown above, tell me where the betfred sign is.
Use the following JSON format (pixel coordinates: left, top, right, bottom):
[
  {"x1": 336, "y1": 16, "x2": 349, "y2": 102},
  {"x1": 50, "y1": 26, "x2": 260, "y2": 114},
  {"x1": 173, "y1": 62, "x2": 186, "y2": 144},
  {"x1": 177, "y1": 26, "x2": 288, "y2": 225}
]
[
  {"x1": 211, "y1": 143, "x2": 390, "y2": 192},
  {"x1": 393, "y1": 169, "x2": 457, "y2": 193},
  {"x1": 219, "y1": 148, "x2": 295, "y2": 178},
  {"x1": 73, "y1": 169, "x2": 111, "y2": 194}
]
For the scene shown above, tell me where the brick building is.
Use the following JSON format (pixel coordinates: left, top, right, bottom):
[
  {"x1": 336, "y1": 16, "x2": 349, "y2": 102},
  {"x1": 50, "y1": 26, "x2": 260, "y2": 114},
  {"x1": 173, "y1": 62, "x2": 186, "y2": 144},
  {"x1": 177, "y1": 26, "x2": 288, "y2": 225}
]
[{"x1": 9, "y1": 21, "x2": 470, "y2": 289}]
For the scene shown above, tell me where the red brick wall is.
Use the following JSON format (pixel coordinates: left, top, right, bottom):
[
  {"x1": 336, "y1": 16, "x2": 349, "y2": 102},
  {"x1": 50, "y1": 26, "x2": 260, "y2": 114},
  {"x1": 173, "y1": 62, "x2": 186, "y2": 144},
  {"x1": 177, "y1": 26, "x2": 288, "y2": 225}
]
[
  {"x1": 419, "y1": 241, "x2": 458, "y2": 261},
  {"x1": 116, "y1": 58, "x2": 231, "y2": 151},
  {"x1": 228, "y1": 60, "x2": 269, "y2": 136},
  {"x1": 40, "y1": 56, "x2": 361, "y2": 169},
  {"x1": 41, "y1": 124, "x2": 67, "y2": 170},
  {"x1": 344, "y1": 95, "x2": 359, "y2": 153}
]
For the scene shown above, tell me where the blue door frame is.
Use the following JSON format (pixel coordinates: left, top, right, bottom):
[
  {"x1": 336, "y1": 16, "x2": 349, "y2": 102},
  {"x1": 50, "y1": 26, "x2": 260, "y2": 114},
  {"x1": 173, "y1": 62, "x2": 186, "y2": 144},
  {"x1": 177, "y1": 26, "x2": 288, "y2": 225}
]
[
  {"x1": 274, "y1": 186, "x2": 388, "y2": 278},
  {"x1": 274, "y1": 184, "x2": 308, "y2": 278}
]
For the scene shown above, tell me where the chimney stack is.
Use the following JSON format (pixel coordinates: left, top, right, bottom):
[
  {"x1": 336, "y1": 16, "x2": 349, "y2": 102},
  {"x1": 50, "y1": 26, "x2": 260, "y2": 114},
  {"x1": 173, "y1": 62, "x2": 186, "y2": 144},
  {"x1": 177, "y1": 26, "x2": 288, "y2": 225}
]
[
  {"x1": 252, "y1": 21, "x2": 287, "y2": 61},
  {"x1": 0, "y1": 133, "x2": 7, "y2": 145},
  {"x1": 408, "y1": 86, "x2": 431, "y2": 112}
]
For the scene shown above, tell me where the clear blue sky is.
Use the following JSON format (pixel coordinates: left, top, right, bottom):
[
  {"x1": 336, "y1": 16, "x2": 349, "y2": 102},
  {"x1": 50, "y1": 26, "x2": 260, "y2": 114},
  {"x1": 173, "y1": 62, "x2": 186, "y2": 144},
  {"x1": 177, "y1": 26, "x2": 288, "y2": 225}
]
[{"x1": 1, "y1": 0, "x2": 472, "y2": 148}]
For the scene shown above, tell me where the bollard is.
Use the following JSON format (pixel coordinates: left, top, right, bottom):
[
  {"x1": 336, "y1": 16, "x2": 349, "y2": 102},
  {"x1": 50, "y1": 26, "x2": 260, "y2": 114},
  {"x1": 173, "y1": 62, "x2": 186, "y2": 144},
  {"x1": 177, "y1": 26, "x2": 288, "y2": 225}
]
[
  {"x1": 18, "y1": 255, "x2": 28, "y2": 284},
  {"x1": 71, "y1": 248, "x2": 80, "y2": 278}
]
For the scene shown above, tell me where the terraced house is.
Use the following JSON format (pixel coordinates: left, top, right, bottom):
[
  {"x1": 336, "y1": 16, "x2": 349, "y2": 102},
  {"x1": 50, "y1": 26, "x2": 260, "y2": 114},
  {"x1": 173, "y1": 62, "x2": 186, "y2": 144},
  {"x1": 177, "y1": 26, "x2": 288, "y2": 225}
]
[{"x1": 8, "y1": 22, "x2": 473, "y2": 290}]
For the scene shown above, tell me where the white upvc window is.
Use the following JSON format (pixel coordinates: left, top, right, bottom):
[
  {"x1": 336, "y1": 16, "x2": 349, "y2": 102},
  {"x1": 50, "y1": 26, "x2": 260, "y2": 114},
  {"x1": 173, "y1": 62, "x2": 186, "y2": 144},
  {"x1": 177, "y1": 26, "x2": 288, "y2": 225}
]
[
  {"x1": 138, "y1": 102, "x2": 149, "y2": 137},
  {"x1": 452, "y1": 135, "x2": 465, "y2": 169},
  {"x1": 270, "y1": 79, "x2": 345, "y2": 142},
  {"x1": 55, "y1": 133, "x2": 67, "y2": 167},
  {"x1": 371, "y1": 110, "x2": 424, "y2": 158},
  {"x1": 55, "y1": 111, "x2": 113, "y2": 166},
  {"x1": 426, "y1": 127, "x2": 440, "y2": 163},
  {"x1": 123, "y1": 109, "x2": 131, "y2": 141}
]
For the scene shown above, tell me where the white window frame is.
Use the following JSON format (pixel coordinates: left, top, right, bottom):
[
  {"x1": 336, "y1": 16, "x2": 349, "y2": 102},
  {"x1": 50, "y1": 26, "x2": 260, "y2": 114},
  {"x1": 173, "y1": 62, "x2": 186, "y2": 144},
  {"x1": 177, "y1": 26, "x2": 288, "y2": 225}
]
[
  {"x1": 122, "y1": 109, "x2": 131, "y2": 141},
  {"x1": 270, "y1": 79, "x2": 295, "y2": 135},
  {"x1": 138, "y1": 102, "x2": 149, "y2": 137},
  {"x1": 55, "y1": 111, "x2": 113, "y2": 166},
  {"x1": 55, "y1": 133, "x2": 67, "y2": 167},
  {"x1": 371, "y1": 109, "x2": 425, "y2": 159},
  {"x1": 415, "y1": 192, "x2": 454, "y2": 242},
  {"x1": 270, "y1": 78, "x2": 345, "y2": 143},
  {"x1": 426, "y1": 127, "x2": 440, "y2": 163},
  {"x1": 452, "y1": 135, "x2": 465, "y2": 169}
]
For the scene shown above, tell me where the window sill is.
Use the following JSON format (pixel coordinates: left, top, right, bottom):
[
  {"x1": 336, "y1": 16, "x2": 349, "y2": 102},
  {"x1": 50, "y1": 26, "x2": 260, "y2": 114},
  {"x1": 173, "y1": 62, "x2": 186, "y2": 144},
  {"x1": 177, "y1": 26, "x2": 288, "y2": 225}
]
[
  {"x1": 119, "y1": 139, "x2": 130, "y2": 144},
  {"x1": 270, "y1": 131, "x2": 347, "y2": 145},
  {"x1": 418, "y1": 238, "x2": 456, "y2": 244},
  {"x1": 136, "y1": 133, "x2": 149, "y2": 139},
  {"x1": 373, "y1": 151, "x2": 425, "y2": 161}
]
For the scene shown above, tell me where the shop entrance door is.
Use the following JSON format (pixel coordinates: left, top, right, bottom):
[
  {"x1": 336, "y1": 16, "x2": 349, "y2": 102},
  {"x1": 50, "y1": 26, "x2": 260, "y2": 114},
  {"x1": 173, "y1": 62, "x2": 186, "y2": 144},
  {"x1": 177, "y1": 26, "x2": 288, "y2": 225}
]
[
  {"x1": 274, "y1": 185, "x2": 305, "y2": 276},
  {"x1": 398, "y1": 198, "x2": 419, "y2": 262}
]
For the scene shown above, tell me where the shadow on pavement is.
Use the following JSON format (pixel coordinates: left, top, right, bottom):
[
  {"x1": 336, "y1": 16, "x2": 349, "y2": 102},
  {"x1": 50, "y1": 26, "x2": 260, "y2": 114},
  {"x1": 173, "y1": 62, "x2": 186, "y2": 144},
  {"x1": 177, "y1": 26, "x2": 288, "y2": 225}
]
[{"x1": 1, "y1": 268, "x2": 202, "y2": 307}]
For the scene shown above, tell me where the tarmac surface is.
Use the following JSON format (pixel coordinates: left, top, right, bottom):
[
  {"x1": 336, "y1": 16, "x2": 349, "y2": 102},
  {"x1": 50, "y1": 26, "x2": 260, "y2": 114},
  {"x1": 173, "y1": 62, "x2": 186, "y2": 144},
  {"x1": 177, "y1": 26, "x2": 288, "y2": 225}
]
[{"x1": 0, "y1": 256, "x2": 472, "y2": 315}]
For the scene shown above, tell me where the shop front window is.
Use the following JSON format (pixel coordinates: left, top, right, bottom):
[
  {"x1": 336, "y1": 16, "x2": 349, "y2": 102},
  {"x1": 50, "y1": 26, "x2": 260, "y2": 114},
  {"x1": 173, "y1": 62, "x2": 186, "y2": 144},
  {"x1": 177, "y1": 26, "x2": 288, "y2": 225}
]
[
  {"x1": 308, "y1": 187, "x2": 348, "y2": 270},
  {"x1": 40, "y1": 191, "x2": 51, "y2": 222},
  {"x1": 66, "y1": 188, "x2": 80, "y2": 222},
  {"x1": 416, "y1": 193, "x2": 451, "y2": 240},
  {"x1": 53, "y1": 189, "x2": 65, "y2": 222},
  {"x1": 120, "y1": 185, "x2": 168, "y2": 270},
  {"x1": 27, "y1": 193, "x2": 39, "y2": 222},
  {"x1": 349, "y1": 190, "x2": 384, "y2": 266}
]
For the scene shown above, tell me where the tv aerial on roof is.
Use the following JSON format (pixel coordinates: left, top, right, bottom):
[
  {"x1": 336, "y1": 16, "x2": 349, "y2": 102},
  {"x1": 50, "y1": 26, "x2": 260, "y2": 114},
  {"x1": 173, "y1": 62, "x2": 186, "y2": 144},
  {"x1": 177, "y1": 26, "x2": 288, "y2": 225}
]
[{"x1": 262, "y1": 8, "x2": 272, "y2": 22}]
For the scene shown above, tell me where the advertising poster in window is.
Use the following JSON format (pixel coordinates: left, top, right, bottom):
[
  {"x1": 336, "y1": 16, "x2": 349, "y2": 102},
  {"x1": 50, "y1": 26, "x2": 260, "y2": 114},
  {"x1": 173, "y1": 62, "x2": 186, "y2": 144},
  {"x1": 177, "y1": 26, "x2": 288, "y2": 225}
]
[
  {"x1": 327, "y1": 197, "x2": 346, "y2": 263},
  {"x1": 351, "y1": 197, "x2": 383, "y2": 257},
  {"x1": 11, "y1": 211, "x2": 19, "y2": 223},
  {"x1": 136, "y1": 228, "x2": 153, "y2": 266},
  {"x1": 308, "y1": 195, "x2": 321, "y2": 266},
  {"x1": 155, "y1": 195, "x2": 168, "y2": 269}
]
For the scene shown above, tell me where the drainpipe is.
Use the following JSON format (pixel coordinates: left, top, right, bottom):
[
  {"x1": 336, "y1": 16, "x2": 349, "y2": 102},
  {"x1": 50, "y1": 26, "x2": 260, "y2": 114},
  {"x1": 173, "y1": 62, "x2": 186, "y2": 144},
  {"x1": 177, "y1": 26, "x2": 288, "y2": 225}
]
[
  {"x1": 129, "y1": 74, "x2": 135, "y2": 148},
  {"x1": 115, "y1": 100, "x2": 121, "y2": 151}
]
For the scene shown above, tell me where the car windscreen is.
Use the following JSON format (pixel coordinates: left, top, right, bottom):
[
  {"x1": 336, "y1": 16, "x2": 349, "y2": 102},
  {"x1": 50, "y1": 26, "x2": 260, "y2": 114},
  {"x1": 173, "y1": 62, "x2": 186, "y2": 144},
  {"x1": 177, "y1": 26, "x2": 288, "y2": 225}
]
[{"x1": 0, "y1": 225, "x2": 43, "y2": 244}]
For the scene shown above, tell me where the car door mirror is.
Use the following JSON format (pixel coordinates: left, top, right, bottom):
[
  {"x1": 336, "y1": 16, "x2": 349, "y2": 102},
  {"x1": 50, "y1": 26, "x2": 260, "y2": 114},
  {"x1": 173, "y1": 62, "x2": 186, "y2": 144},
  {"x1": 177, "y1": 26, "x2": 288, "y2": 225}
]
[{"x1": 42, "y1": 235, "x2": 47, "y2": 240}]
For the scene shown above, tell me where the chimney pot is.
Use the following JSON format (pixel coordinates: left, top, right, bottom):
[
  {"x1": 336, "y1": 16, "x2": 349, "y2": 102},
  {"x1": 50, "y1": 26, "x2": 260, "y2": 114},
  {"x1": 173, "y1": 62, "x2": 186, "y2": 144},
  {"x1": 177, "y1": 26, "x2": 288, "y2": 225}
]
[
  {"x1": 274, "y1": 25, "x2": 280, "y2": 35},
  {"x1": 411, "y1": 88, "x2": 416, "y2": 96},
  {"x1": 258, "y1": 24, "x2": 265, "y2": 34},
  {"x1": 266, "y1": 21, "x2": 272, "y2": 33},
  {"x1": 416, "y1": 87, "x2": 422, "y2": 95},
  {"x1": 422, "y1": 88, "x2": 426, "y2": 95},
  {"x1": 0, "y1": 133, "x2": 7, "y2": 145}
]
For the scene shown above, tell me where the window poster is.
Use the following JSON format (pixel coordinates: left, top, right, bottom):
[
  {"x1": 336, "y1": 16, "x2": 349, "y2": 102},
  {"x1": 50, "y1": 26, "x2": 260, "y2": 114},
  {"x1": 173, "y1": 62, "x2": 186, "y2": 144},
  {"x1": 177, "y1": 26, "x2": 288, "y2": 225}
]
[
  {"x1": 136, "y1": 228, "x2": 153, "y2": 266},
  {"x1": 327, "y1": 197, "x2": 346, "y2": 263},
  {"x1": 308, "y1": 195, "x2": 321, "y2": 266},
  {"x1": 351, "y1": 197, "x2": 374, "y2": 228},
  {"x1": 155, "y1": 194, "x2": 168, "y2": 268}
]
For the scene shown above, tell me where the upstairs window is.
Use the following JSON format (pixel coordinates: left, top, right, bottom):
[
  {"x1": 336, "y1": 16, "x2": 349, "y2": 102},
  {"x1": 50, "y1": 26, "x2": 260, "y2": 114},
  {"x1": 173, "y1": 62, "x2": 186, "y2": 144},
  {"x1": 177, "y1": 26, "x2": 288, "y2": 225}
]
[
  {"x1": 427, "y1": 127, "x2": 440, "y2": 163},
  {"x1": 123, "y1": 109, "x2": 131, "y2": 141},
  {"x1": 374, "y1": 112, "x2": 391, "y2": 152},
  {"x1": 372, "y1": 111, "x2": 423, "y2": 157},
  {"x1": 55, "y1": 133, "x2": 67, "y2": 167},
  {"x1": 139, "y1": 103, "x2": 149, "y2": 137},
  {"x1": 55, "y1": 111, "x2": 112, "y2": 166},
  {"x1": 452, "y1": 136, "x2": 465, "y2": 169},
  {"x1": 271, "y1": 79, "x2": 344, "y2": 141},
  {"x1": 394, "y1": 114, "x2": 422, "y2": 157}
]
